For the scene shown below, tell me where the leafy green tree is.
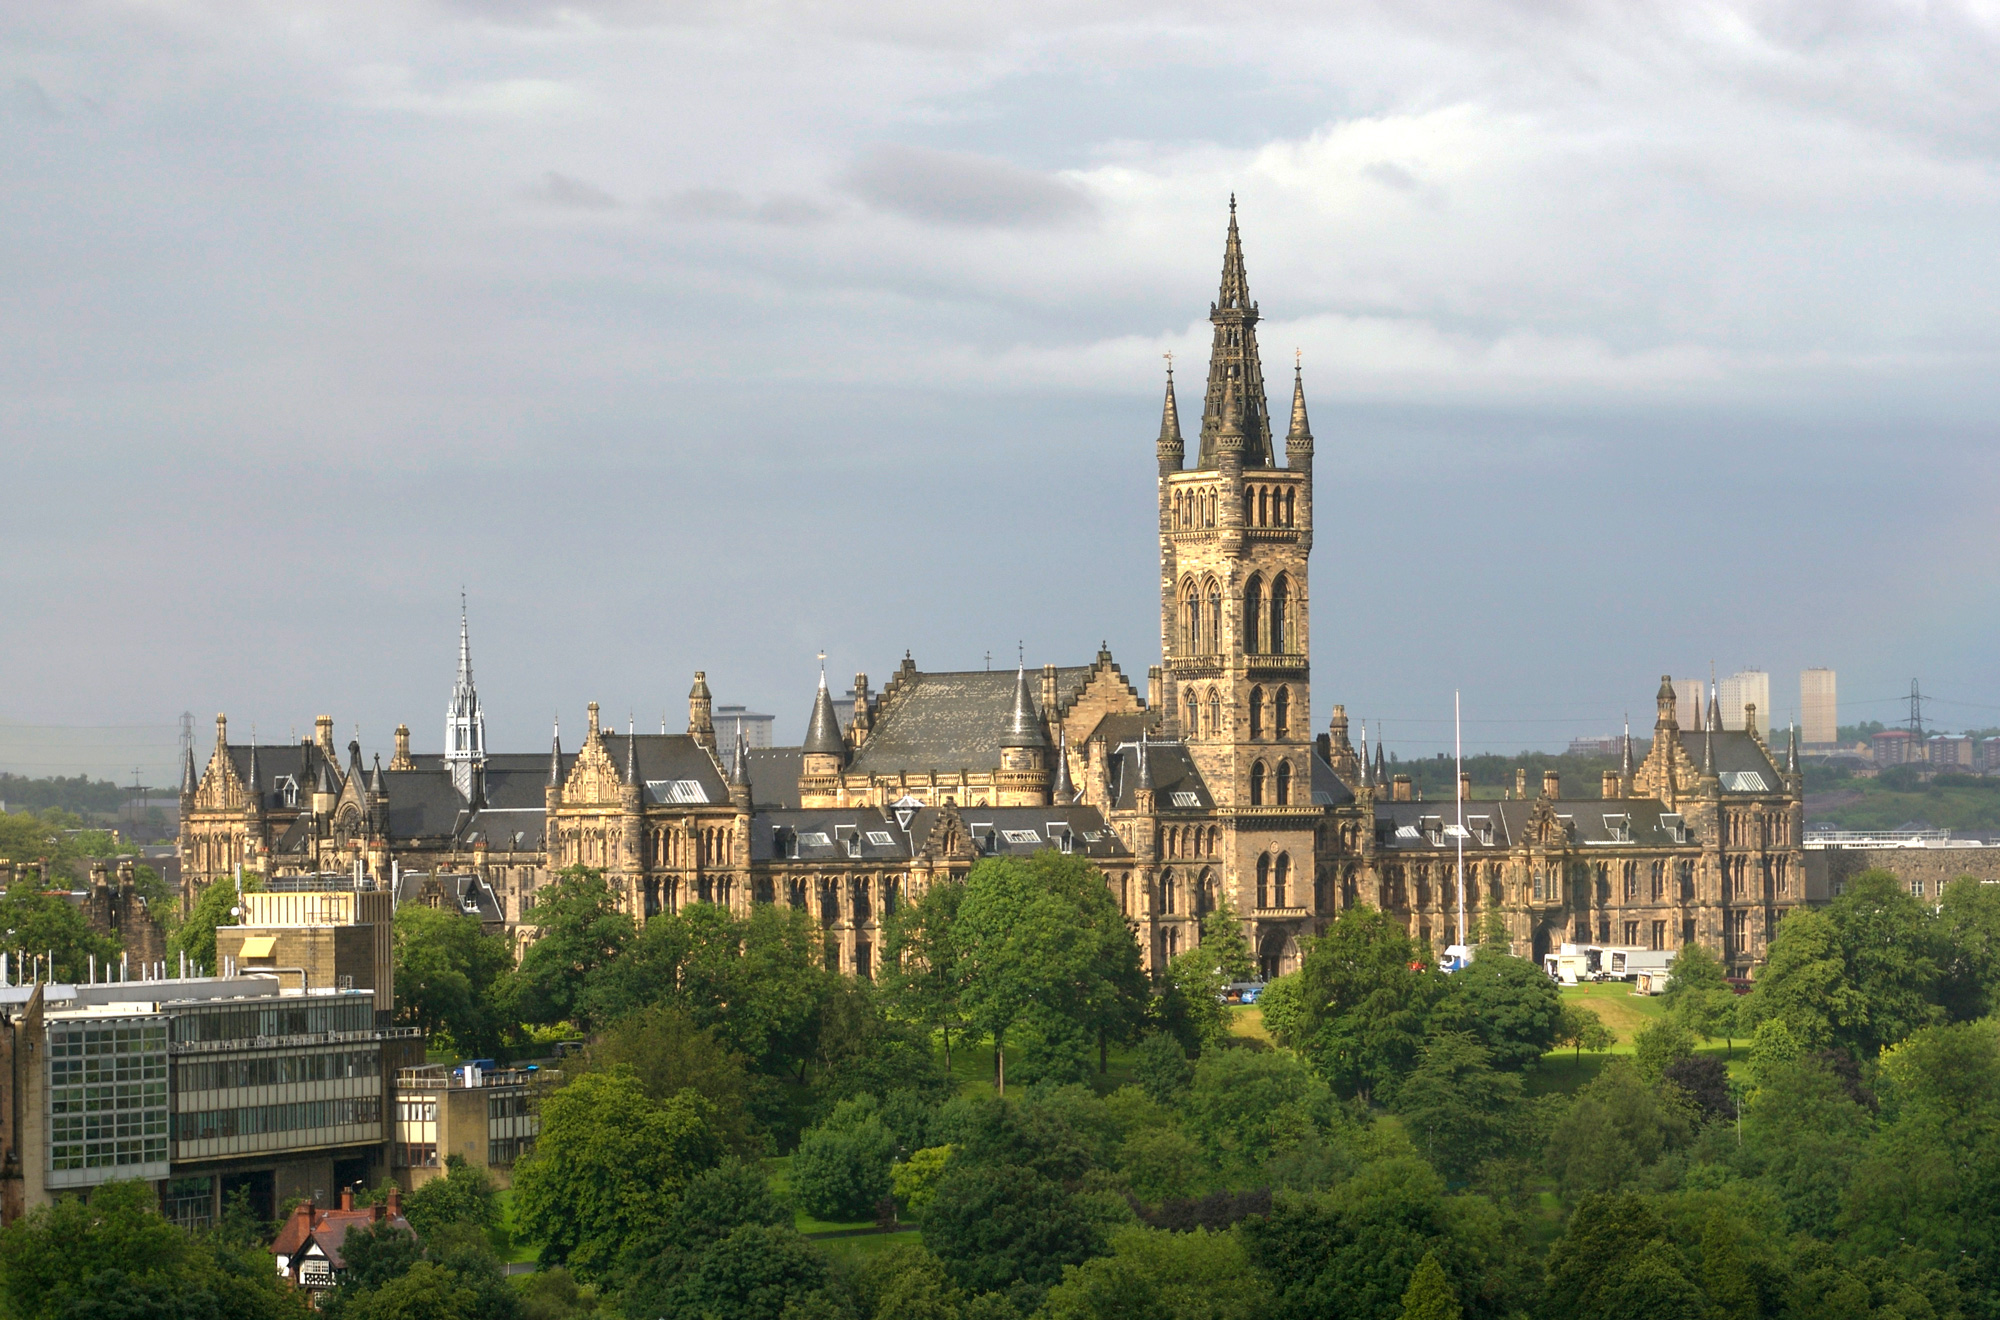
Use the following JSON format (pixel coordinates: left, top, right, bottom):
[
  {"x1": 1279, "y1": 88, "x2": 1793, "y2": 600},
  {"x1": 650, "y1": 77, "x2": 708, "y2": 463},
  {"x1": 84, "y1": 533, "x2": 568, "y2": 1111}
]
[
  {"x1": 1129, "y1": 1032, "x2": 1193, "y2": 1105},
  {"x1": 883, "y1": 877, "x2": 971, "y2": 1068},
  {"x1": 1396, "y1": 1250, "x2": 1461, "y2": 1320},
  {"x1": 1544, "y1": 1061, "x2": 1695, "y2": 1200},
  {"x1": 1741, "y1": 908, "x2": 1864, "y2": 1053},
  {"x1": 1659, "y1": 939, "x2": 1739, "y2": 1052},
  {"x1": 393, "y1": 904, "x2": 513, "y2": 1054},
  {"x1": 1240, "y1": 1157, "x2": 1516, "y2": 1320},
  {"x1": 1255, "y1": 973, "x2": 1303, "y2": 1048},
  {"x1": 512, "y1": 1068, "x2": 722, "y2": 1280},
  {"x1": 1938, "y1": 875, "x2": 2000, "y2": 1021},
  {"x1": 611, "y1": 1158, "x2": 794, "y2": 1314},
  {"x1": 1631, "y1": 1019, "x2": 1697, "y2": 1084},
  {"x1": 1041, "y1": 1226, "x2": 1271, "y2": 1320},
  {"x1": 1116, "y1": 1126, "x2": 1203, "y2": 1203},
  {"x1": 1292, "y1": 906, "x2": 1444, "y2": 1103},
  {"x1": 1182, "y1": 1047, "x2": 1333, "y2": 1175},
  {"x1": 1732, "y1": 1031, "x2": 1875, "y2": 1238},
  {"x1": 582, "y1": 1003, "x2": 761, "y2": 1155},
  {"x1": 0, "y1": 1179, "x2": 307, "y2": 1320},
  {"x1": 1393, "y1": 1034, "x2": 1523, "y2": 1184},
  {"x1": 921, "y1": 1162, "x2": 1100, "y2": 1294},
  {"x1": 893, "y1": 1145, "x2": 955, "y2": 1214},
  {"x1": 516, "y1": 1267, "x2": 601, "y2": 1320},
  {"x1": 1426, "y1": 951, "x2": 1561, "y2": 1070},
  {"x1": 854, "y1": 1242, "x2": 965, "y2": 1320},
  {"x1": 1161, "y1": 947, "x2": 1228, "y2": 1051},
  {"x1": 793, "y1": 1096, "x2": 898, "y2": 1221},
  {"x1": 633, "y1": 1224, "x2": 847, "y2": 1320},
  {"x1": 1198, "y1": 901, "x2": 1256, "y2": 983},
  {"x1": 952, "y1": 854, "x2": 1145, "y2": 1092},
  {"x1": 1543, "y1": 1193, "x2": 1705, "y2": 1319},
  {"x1": 1554, "y1": 1003, "x2": 1613, "y2": 1060},
  {"x1": 400, "y1": 1154, "x2": 501, "y2": 1243},
  {"x1": 1014, "y1": 1000, "x2": 1097, "y2": 1088},
  {"x1": 0, "y1": 883, "x2": 116, "y2": 983},
  {"x1": 511, "y1": 866, "x2": 636, "y2": 1032},
  {"x1": 1660, "y1": 937, "x2": 1727, "y2": 1009}
]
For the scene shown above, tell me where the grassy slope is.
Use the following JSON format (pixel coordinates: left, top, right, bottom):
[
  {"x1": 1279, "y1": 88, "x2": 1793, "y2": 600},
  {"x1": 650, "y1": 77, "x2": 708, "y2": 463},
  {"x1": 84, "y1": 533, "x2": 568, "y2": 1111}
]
[{"x1": 1805, "y1": 769, "x2": 2000, "y2": 832}]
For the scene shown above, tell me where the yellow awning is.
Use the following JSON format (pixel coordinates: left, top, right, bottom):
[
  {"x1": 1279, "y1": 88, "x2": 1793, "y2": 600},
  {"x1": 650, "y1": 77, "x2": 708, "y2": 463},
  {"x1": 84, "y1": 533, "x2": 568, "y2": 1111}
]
[{"x1": 237, "y1": 935, "x2": 277, "y2": 960}]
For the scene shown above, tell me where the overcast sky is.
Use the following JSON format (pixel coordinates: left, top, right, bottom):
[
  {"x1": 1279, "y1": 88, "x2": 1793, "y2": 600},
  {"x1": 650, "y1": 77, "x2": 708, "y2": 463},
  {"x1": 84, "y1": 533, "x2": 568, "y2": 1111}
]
[{"x1": 4, "y1": 0, "x2": 1999, "y2": 784}]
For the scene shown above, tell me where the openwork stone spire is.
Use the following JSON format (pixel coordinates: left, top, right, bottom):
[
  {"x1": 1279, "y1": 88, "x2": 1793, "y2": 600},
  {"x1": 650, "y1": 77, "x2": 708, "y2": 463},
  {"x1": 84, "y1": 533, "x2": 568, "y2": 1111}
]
[{"x1": 1196, "y1": 197, "x2": 1274, "y2": 469}]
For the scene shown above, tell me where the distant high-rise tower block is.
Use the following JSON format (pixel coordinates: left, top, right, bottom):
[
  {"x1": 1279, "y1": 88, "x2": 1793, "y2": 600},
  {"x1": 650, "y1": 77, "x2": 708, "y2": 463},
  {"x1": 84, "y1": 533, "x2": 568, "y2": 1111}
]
[
  {"x1": 1718, "y1": 670, "x2": 1771, "y2": 736},
  {"x1": 1801, "y1": 669, "x2": 1837, "y2": 746}
]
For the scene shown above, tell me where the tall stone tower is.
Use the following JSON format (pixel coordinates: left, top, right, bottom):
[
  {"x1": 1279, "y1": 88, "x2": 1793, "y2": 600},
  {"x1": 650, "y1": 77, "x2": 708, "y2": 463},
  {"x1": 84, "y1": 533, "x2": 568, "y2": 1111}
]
[
  {"x1": 1158, "y1": 200, "x2": 1319, "y2": 965},
  {"x1": 444, "y1": 600, "x2": 487, "y2": 802}
]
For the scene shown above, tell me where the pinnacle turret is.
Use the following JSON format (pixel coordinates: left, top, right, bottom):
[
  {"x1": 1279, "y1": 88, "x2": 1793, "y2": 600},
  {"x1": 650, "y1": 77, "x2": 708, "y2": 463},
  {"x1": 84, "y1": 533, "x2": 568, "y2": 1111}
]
[
  {"x1": 548, "y1": 718, "x2": 562, "y2": 788},
  {"x1": 1157, "y1": 364, "x2": 1184, "y2": 475},
  {"x1": 1196, "y1": 198, "x2": 1273, "y2": 469},
  {"x1": 1052, "y1": 728, "x2": 1075, "y2": 805},
  {"x1": 181, "y1": 743, "x2": 198, "y2": 797},
  {"x1": 626, "y1": 717, "x2": 638, "y2": 787},
  {"x1": 246, "y1": 740, "x2": 261, "y2": 806},
  {"x1": 445, "y1": 599, "x2": 487, "y2": 801},
  {"x1": 731, "y1": 729, "x2": 752, "y2": 790}
]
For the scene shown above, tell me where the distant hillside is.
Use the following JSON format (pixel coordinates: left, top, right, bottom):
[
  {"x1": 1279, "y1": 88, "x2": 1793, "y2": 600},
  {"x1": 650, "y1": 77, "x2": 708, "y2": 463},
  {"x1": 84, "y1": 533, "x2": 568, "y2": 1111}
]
[
  {"x1": 1804, "y1": 764, "x2": 2000, "y2": 833},
  {"x1": 0, "y1": 772, "x2": 134, "y2": 815}
]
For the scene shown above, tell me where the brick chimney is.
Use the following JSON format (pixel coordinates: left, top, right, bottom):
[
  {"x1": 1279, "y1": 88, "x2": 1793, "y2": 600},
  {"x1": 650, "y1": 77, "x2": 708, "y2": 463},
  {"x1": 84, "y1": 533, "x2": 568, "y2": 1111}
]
[
  {"x1": 1602, "y1": 771, "x2": 1621, "y2": 799},
  {"x1": 1392, "y1": 774, "x2": 1413, "y2": 803},
  {"x1": 1514, "y1": 767, "x2": 1527, "y2": 798},
  {"x1": 340, "y1": 1186, "x2": 353, "y2": 1211},
  {"x1": 387, "y1": 1186, "x2": 402, "y2": 1219},
  {"x1": 1459, "y1": 772, "x2": 1471, "y2": 802},
  {"x1": 1543, "y1": 770, "x2": 1561, "y2": 799}
]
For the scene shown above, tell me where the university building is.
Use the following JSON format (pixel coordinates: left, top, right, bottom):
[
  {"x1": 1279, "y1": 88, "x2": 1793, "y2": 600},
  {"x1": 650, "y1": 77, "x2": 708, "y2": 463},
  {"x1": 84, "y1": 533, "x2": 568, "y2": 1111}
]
[{"x1": 178, "y1": 205, "x2": 1809, "y2": 977}]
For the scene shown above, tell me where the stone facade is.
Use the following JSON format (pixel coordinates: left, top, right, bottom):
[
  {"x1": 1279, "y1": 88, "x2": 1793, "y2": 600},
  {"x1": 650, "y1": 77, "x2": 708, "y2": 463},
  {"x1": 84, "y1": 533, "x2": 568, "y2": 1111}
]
[{"x1": 178, "y1": 204, "x2": 1812, "y2": 978}]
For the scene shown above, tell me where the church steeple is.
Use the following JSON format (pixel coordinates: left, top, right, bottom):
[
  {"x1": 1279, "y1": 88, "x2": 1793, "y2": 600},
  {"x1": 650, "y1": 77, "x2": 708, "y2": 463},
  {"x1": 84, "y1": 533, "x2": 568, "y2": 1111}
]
[
  {"x1": 1156, "y1": 363, "x2": 1184, "y2": 476},
  {"x1": 445, "y1": 597, "x2": 487, "y2": 802},
  {"x1": 1196, "y1": 197, "x2": 1273, "y2": 469}
]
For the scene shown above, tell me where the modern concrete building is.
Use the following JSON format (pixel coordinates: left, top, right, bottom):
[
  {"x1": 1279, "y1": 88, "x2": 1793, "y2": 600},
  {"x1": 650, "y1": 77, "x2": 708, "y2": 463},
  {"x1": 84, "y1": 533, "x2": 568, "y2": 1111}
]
[
  {"x1": 0, "y1": 972, "x2": 416, "y2": 1228},
  {"x1": 713, "y1": 705, "x2": 775, "y2": 751},
  {"x1": 392, "y1": 1063, "x2": 543, "y2": 1190},
  {"x1": 1801, "y1": 668, "x2": 1837, "y2": 747}
]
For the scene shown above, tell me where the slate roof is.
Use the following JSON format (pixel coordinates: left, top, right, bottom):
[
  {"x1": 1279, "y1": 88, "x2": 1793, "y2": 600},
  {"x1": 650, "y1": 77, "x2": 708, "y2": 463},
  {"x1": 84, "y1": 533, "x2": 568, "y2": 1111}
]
[
  {"x1": 745, "y1": 747, "x2": 805, "y2": 810},
  {"x1": 1107, "y1": 739, "x2": 1212, "y2": 811},
  {"x1": 849, "y1": 666, "x2": 1093, "y2": 776},
  {"x1": 1692, "y1": 730, "x2": 1787, "y2": 794},
  {"x1": 1371, "y1": 797, "x2": 1694, "y2": 852},
  {"x1": 751, "y1": 803, "x2": 1129, "y2": 863},
  {"x1": 941, "y1": 804, "x2": 1130, "y2": 860},
  {"x1": 1311, "y1": 752, "x2": 1356, "y2": 807}
]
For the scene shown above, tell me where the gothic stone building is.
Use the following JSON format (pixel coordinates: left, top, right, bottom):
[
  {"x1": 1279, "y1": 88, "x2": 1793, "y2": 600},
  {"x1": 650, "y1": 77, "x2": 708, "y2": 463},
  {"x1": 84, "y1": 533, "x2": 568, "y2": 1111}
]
[{"x1": 180, "y1": 206, "x2": 1807, "y2": 978}]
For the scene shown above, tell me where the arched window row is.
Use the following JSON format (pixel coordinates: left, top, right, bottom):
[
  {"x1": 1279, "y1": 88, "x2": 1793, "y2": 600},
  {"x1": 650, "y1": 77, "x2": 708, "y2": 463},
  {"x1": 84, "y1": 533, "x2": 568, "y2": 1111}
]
[
  {"x1": 1170, "y1": 487, "x2": 1220, "y2": 530},
  {"x1": 1248, "y1": 758, "x2": 1294, "y2": 807},
  {"x1": 1247, "y1": 686, "x2": 1293, "y2": 741},
  {"x1": 1255, "y1": 851, "x2": 1292, "y2": 910},
  {"x1": 1242, "y1": 573, "x2": 1294, "y2": 655},
  {"x1": 1164, "y1": 825, "x2": 1219, "y2": 859},
  {"x1": 1243, "y1": 484, "x2": 1296, "y2": 528},
  {"x1": 1177, "y1": 574, "x2": 1226, "y2": 656}
]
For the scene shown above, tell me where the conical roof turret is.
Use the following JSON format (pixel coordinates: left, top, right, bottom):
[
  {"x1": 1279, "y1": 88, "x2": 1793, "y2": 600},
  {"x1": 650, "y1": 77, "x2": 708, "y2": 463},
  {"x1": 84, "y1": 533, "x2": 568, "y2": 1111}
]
[
  {"x1": 548, "y1": 718, "x2": 562, "y2": 788},
  {"x1": 803, "y1": 669, "x2": 845, "y2": 758},
  {"x1": 1621, "y1": 719, "x2": 1635, "y2": 781},
  {"x1": 731, "y1": 729, "x2": 752, "y2": 790},
  {"x1": 370, "y1": 753, "x2": 384, "y2": 795},
  {"x1": 246, "y1": 740, "x2": 262, "y2": 805},
  {"x1": 1000, "y1": 663, "x2": 1048, "y2": 749},
  {"x1": 1286, "y1": 360, "x2": 1312, "y2": 449},
  {"x1": 1359, "y1": 723, "x2": 1372, "y2": 789},
  {"x1": 1157, "y1": 365, "x2": 1184, "y2": 473},
  {"x1": 181, "y1": 743, "x2": 198, "y2": 797}
]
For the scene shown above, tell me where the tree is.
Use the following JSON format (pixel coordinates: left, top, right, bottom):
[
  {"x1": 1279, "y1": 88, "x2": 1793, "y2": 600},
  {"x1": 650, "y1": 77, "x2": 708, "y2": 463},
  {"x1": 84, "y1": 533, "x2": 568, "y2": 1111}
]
[
  {"x1": 1255, "y1": 973, "x2": 1303, "y2": 1048},
  {"x1": 0, "y1": 883, "x2": 116, "y2": 983},
  {"x1": 1659, "y1": 1056, "x2": 1734, "y2": 1123},
  {"x1": 883, "y1": 877, "x2": 971, "y2": 1069},
  {"x1": 855, "y1": 1243, "x2": 966, "y2": 1320},
  {"x1": 512, "y1": 1068, "x2": 722, "y2": 1280},
  {"x1": 393, "y1": 904, "x2": 513, "y2": 1054},
  {"x1": 1740, "y1": 908, "x2": 1865, "y2": 1053},
  {"x1": 893, "y1": 1145, "x2": 955, "y2": 1215},
  {"x1": 1555, "y1": 1003, "x2": 1613, "y2": 1061},
  {"x1": 1198, "y1": 901, "x2": 1256, "y2": 983},
  {"x1": 1181, "y1": 1047, "x2": 1333, "y2": 1175},
  {"x1": 1544, "y1": 1061, "x2": 1695, "y2": 1200},
  {"x1": 0, "y1": 1179, "x2": 307, "y2": 1320},
  {"x1": 921, "y1": 1162, "x2": 1100, "y2": 1294},
  {"x1": 510, "y1": 866, "x2": 635, "y2": 1032},
  {"x1": 1938, "y1": 875, "x2": 2000, "y2": 1021},
  {"x1": 1161, "y1": 948, "x2": 1228, "y2": 1052},
  {"x1": 793, "y1": 1096, "x2": 898, "y2": 1221},
  {"x1": 167, "y1": 870, "x2": 264, "y2": 974},
  {"x1": 1130, "y1": 1033, "x2": 1193, "y2": 1105},
  {"x1": 1631, "y1": 1019, "x2": 1697, "y2": 1084},
  {"x1": 640, "y1": 1224, "x2": 846, "y2": 1320},
  {"x1": 582, "y1": 1003, "x2": 761, "y2": 1155},
  {"x1": 1393, "y1": 1034, "x2": 1523, "y2": 1184},
  {"x1": 1291, "y1": 906, "x2": 1444, "y2": 1103},
  {"x1": 1041, "y1": 1226, "x2": 1271, "y2": 1320},
  {"x1": 1660, "y1": 939, "x2": 1739, "y2": 1053},
  {"x1": 1396, "y1": 1251, "x2": 1461, "y2": 1320},
  {"x1": 1543, "y1": 1193, "x2": 1705, "y2": 1320},
  {"x1": 1425, "y1": 951, "x2": 1561, "y2": 1070},
  {"x1": 951, "y1": 854, "x2": 1145, "y2": 1093},
  {"x1": 400, "y1": 1155, "x2": 501, "y2": 1243}
]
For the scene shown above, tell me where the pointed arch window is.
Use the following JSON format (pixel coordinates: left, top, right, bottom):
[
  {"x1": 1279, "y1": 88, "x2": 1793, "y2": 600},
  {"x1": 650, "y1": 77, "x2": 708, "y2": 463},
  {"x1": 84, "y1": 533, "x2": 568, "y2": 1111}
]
[
  {"x1": 1160, "y1": 868, "x2": 1176, "y2": 915},
  {"x1": 1275, "y1": 760, "x2": 1292, "y2": 806},
  {"x1": 1244, "y1": 575, "x2": 1263, "y2": 654},
  {"x1": 1269, "y1": 575, "x2": 1291, "y2": 654},
  {"x1": 1205, "y1": 582, "x2": 1222, "y2": 654},
  {"x1": 1284, "y1": 489, "x2": 1296, "y2": 526},
  {"x1": 1274, "y1": 686, "x2": 1290, "y2": 738},
  {"x1": 1208, "y1": 690, "x2": 1222, "y2": 739},
  {"x1": 1257, "y1": 853, "x2": 1271, "y2": 909},
  {"x1": 1184, "y1": 690, "x2": 1200, "y2": 737},
  {"x1": 1249, "y1": 687, "x2": 1264, "y2": 740},
  {"x1": 1259, "y1": 488, "x2": 1270, "y2": 526},
  {"x1": 1180, "y1": 578, "x2": 1200, "y2": 655},
  {"x1": 1274, "y1": 853, "x2": 1290, "y2": 907},
  {"x1": 1250, "y1": 760, "x2": 1266, "y2": 806}
]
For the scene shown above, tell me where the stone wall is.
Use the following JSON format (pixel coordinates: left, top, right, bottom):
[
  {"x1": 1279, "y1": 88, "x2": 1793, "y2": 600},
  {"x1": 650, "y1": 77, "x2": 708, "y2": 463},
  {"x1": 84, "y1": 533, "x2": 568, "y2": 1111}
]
[{"x1": 1806, "y1": 846, "x2": 2000, "y2": 899}]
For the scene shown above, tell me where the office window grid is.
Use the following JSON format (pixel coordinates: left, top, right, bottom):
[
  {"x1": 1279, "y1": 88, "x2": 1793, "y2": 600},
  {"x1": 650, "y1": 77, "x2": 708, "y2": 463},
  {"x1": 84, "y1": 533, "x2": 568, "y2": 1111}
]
[
  {"x1": 175, "y1": 1095, "x2": 381, "y2": 1142},
  {"x1": 48, "y1": 1020, "x2": 170, "y2": 1181},
  {"x1": 172, "y1": 998, "x2": 372, "y2": 1045},
  {"x1": 177, "y1": 1049, "x2": 381, "y2": 1093}
]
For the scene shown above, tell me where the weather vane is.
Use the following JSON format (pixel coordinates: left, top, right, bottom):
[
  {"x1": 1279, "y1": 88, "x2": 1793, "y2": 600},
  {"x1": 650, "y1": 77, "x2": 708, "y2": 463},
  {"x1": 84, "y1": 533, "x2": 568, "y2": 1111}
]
[{"x1": 1163, "y1": 350, "x2": 1173, "y2": 376}]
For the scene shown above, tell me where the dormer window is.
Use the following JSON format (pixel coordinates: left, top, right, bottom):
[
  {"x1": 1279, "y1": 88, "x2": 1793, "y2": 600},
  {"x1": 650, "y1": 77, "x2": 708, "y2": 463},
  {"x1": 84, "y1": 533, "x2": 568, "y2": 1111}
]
[
  {"x1": 1660, "y1": 813, "x2": 1686, "y2": 845},
  {"x1": 1603, "y1": 813, "x2": 1632, "y2": 843},
  {"x1": 1467, "y1": 814, "x2": 1494, "y2": 846}
]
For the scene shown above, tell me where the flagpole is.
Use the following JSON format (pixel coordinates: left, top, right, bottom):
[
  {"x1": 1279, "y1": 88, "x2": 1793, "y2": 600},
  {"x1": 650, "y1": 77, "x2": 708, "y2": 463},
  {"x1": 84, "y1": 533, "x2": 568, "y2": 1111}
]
[{"x1": 1455, "y1": 690, "x2": 1466, "y2": 951}]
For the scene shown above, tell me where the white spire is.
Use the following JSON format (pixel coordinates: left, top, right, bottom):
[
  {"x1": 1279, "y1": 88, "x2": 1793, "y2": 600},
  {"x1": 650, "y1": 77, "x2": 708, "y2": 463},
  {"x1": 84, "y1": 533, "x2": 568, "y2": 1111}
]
[{"x1": 445, "y1": 596, "x2": 487, "y2": 801}]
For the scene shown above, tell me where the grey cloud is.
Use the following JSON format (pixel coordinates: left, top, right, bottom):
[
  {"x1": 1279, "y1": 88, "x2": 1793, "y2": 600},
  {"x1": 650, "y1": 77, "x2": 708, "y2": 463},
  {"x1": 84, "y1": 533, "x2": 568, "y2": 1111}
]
[
  {"x1": 659, "y1": 189, "x2": 830, "y2": 225},
  {"x1": 840, "y1": 144, "x2": 1094, "y2": 228},
  {"x1": 523, "y1": 171, "x2": 620, "y2": 209}
]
